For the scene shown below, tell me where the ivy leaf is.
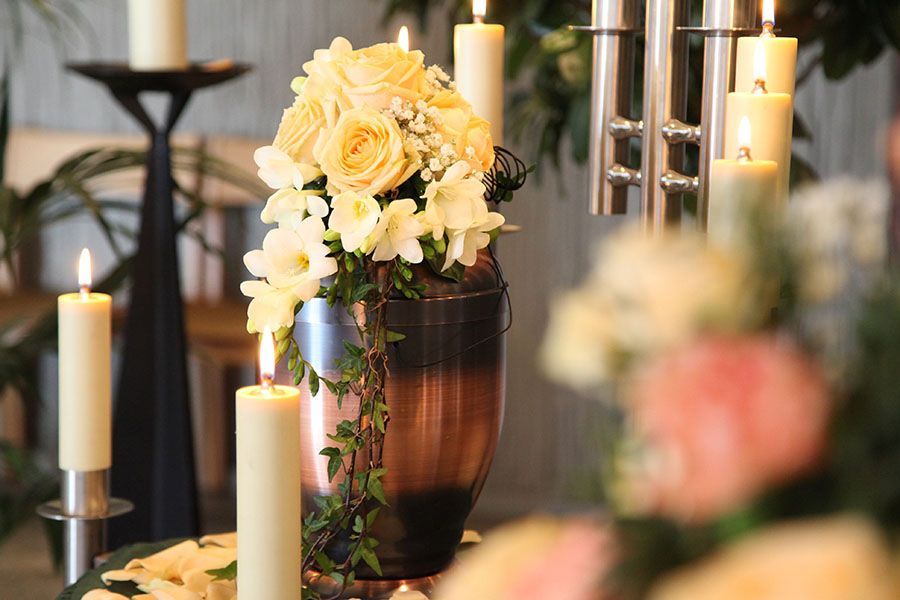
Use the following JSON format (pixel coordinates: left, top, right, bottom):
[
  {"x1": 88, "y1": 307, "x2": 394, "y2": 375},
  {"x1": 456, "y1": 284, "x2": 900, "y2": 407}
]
[
  {"x1": 385, "y1": 330, "x2": 406, "y2": 343},
  {"x1": 206, "y1": 561, "x2": 237, "y2": 581},
  {"x1": 309, "y1": 369, "x2": 320, "y2": 396},
  {"x1": 367, "y1": 476, "x2": 388, "y2": 506},
  {"x1": 360, "y1": 545, "x2": 382, "y2": 576}
]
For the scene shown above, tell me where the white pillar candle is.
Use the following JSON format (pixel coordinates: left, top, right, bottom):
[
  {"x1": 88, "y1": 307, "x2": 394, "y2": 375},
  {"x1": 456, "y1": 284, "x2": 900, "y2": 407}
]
[
  {"x1": 454, "y1": 0, "x2": 505, "y2": 145},
  {"x1": 58, "y1": 249, "x2": 112, "y2": 472},
  {"x1": 724, "y1": 43, "x2": 793, "y2": 203},
  {"x1": 128, "y1": 0, "x2": 188, "y2": 71},
  {"x1": 237, "y1": 328, "x2": 302, "y2": 600},
  {"x1": 735, "y1": 0, "x2": 798, "y2": 95},
  {"x1": 708, "y1": 117, "x2": 779, "y2": 246}
]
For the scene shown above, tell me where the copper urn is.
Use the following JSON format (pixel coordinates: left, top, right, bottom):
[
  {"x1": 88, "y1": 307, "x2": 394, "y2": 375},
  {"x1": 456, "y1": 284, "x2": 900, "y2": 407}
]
[{"x1": 286, "y1": 253, "x2": 507, "y2": 582}]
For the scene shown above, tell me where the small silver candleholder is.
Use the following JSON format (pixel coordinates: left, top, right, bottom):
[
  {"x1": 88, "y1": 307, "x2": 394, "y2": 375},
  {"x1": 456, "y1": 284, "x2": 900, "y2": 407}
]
[{"x1": 37, "y1": 470, "x2": 134, "y2": 586}]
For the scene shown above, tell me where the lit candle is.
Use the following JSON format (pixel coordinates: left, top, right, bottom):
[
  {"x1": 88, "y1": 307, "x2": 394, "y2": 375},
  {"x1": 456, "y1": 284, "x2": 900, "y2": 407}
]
[
  {"x1": 58, "y1": 249, "x2": 112, "y2": 472},
  {"x1": 724, "y1": 43, "x2": 793, "y2": 203},
  {"x1": 236, "y1": 328, "x2": 302, "y2": 600},
  {"x1": 735, "y1": 0, "x2": 797, "y2": 95},
  {"x1": 708, "y1": 117, "x2": 779, "y2": 246},
  {"x1": 453, "y1": 0, "x2": 505, "y2": 145},
  {"x1": 127, "y1": 0, "x2": 188, "y2": 71},
  {"x1": 398, "y1": 25, "x2": 411, "y2": 52}
]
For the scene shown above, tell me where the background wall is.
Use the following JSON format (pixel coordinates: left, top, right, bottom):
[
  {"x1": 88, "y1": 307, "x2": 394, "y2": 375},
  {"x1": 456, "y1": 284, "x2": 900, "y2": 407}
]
[{"x1": 8, "y1": 0, "x2": 896, "y2": 521}]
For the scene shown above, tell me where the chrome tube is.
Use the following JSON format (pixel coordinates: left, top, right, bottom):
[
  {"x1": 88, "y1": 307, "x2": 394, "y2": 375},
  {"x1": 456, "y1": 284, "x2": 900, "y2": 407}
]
[
  {"x1": 697, "y1": 0, "x2": 756, "y2": 228},
  {"x1": 37, "y1": 470, "x2": 133, "y2": 588},
  {"x1": 641, "y1": 0, "x2": 691, "y2": 233},
  {"x1": 586, "y1": 0, "x2": 640, "y2": 215}
]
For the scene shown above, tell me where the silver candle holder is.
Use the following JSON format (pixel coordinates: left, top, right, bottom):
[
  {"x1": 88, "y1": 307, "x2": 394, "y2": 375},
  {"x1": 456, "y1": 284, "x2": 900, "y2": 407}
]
[
  {"x1": 37, "y1": 469, "x2": 133, "y2": 586},
  {"x1": 577, "y1": 0, "x2": 759, "y2": 231}
]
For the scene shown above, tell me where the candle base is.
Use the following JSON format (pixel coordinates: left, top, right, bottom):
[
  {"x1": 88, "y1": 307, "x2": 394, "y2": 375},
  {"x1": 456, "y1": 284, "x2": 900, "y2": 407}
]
[{"x1": 36, "y1": 470, "x2": 134, "y2": 587}]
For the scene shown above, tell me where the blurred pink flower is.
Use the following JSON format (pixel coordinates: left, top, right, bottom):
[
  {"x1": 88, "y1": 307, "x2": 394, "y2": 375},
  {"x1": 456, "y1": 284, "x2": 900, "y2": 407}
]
[
  {"x1": 623, "y1": 334, "x2": 830, "y2": 523},
  {"x1": 433, "y1": 517, "x2": 616, "y2": 600}
]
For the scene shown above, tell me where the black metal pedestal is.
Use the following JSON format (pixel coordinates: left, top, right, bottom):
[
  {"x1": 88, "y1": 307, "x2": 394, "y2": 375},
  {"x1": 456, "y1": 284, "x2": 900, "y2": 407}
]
[{"x1": 68, "y1": 63, "x2": 250, "y2": 546}]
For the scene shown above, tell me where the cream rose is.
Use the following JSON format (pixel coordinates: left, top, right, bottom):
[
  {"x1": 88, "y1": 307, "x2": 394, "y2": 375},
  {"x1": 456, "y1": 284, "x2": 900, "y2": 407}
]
[
  {"x1": 314, "y1": 106, "x2": 420, "y2": 196},
  {"x1": 273, "y1": 94, "x2": 326, "y2": 165},
  {"x1": 428, "y1": 89, "x2": 473, "y2": 141},
  {"x1": 304, "y1": 37, "x2": 427, "y2": 114},
  {"x1": 458, "y1": 115, "x2": 496, "y2": 172}
]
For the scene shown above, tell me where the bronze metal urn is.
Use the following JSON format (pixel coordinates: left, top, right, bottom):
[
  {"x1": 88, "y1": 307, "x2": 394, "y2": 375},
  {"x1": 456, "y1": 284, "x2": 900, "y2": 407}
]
[{"x1": 284, "y1": 252, "x2": 507, "y2": 585}]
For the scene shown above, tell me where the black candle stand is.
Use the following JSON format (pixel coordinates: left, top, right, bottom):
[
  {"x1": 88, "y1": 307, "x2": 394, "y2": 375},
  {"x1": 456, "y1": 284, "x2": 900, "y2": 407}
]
[{"x1": 68, "y1": 62, "x2": 251, "y2": 547}]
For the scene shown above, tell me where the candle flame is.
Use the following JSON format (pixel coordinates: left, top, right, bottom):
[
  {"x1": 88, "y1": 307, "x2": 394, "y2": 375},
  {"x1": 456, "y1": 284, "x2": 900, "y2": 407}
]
[
  {"x1": 738, "y1": 116, "x2": 752, "y2": 151},
  {"x1": 78, "y1": 248, "x2": 92, "y2": 293},
  {"x1": 259, "y1": 326, "x2": 276, "y2": 387},
  {"x1": 753, "y1": 40, "x2": 767, "y2": 84},
  {"x1": 762, "y1": 0, "x2": 775, "y2": 27},
  {"x1": 398, "y1": 26, "x2": 410, "y2": 52},
  {"x1": 473, "y1": 0, "x2": 487, "y2": 20}
]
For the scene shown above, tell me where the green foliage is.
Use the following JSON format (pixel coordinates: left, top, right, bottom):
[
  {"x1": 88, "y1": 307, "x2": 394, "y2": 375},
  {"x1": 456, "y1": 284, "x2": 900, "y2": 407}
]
[{"x1": 206, "y1": 560, "x2": 237, "y2": 582}]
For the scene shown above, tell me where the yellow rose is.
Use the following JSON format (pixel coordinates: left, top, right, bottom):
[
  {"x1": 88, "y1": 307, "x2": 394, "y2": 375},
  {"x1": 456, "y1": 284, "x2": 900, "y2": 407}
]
[
  {"x1": 458, "y1": 116, "x2": 496, "y2": 172},
  {"x1": 314, "y1": 106, "x2": 420, "y2": 196},
  {"x1": 428, "y1": 89, "x2": 473, "y2": 140},
  {"x1": 304, "y1": 37, "x2": 428, "y2": 114},
  {"x1": 272, "y1": 94, "x2": 326, "y2": 165}
]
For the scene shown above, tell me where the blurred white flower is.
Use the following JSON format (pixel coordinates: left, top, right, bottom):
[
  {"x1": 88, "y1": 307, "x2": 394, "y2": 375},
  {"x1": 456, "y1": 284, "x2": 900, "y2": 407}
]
[
  {"x1": 243, "y1": 216, "x2": 337, "y2": 302},
  {"x1": 422, "y1": 160, "x2": 487, "y2": 240},
  {"x1": 787, "y1": 178, "x2": 890, "y2": 379},
  {"x1": 649, "y1": 515, "x2": 895, "y2": 600},
  {"x1": 371, "y1": 199, "x2": 426, "y2": 263},
  {"x1": 542, "y1": 226, "x2": 760, "y2": 389},
  {"x1": 788, "y1": 178, "x2": 889, "y2": 304},
  {"x1": 328, "y1": 191, "x2": 382, "y2": 253},
  {"x1": 253, "y1": 145, "x2": 322, "y2": 190},
  {"x1": 443, "y1": 201, "x2": 504, "y2": 270},
  {"x1": 260, "y1": 188, "x2": 329, "y2": 229}
]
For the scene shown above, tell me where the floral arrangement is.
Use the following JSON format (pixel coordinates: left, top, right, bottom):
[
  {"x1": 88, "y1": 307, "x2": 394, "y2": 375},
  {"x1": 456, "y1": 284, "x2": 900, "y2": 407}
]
[
  {"x1": 433, "y1": 178, "x2": 900, "y2": 599},
  {"x1": 240, "y1": 37, "x2": 524, "y2": 597}
]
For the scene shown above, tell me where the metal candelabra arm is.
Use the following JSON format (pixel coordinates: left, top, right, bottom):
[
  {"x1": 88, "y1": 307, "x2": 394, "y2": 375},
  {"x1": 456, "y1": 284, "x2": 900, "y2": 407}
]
[{"x1": 580, "y1": 0, "x2": 758, "y2": 232}]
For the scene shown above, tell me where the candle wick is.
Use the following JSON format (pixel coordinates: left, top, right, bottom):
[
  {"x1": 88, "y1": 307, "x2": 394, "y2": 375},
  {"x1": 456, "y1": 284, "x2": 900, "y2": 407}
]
[
  {"x1": 737, "y1": 147, "x2": 753, "y2": 162},
  {"x1": 261, "y1": 374, "x2": 274, "y2": 392},
  {"x1": 761, "y1": 21, "x2": 775, "y2": 38},
  {"x1": 752, "y1": 78, "x2": 768, "y2": 95},
  {"x1": 473, "y1": 14, "x2": 484, "y2": 24},
  {"x1": 79, "y1": 284, "x2": 91, "y2": 299}
]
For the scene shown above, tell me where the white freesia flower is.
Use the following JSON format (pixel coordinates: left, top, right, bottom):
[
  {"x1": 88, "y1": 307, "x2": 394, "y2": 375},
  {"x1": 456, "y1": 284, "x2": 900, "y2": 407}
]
[
  {"x1": 422, "y1": 160, "x2": 486, "y2": 240},
  {"x1": 328, "y1": 191, "x2": 382, "y2": 253},
  {"x1": 239, "y1": 281, "x2": 300, "y2": 334},
  {"x1": 443, "y1": 201, "x2": 504, "y2": 270},
  {"x1": 243, "y1": 216, "x2": 337, "y2": 302},
  {"x1": 261, "y1": 188, "x2": 329, "y2": 229},
  {"x1": 371, "y1": 198, "x2": 426, "y2": 263},
  {"x1": 253, "y1": 145, "x2": 322, "y2": 190}
]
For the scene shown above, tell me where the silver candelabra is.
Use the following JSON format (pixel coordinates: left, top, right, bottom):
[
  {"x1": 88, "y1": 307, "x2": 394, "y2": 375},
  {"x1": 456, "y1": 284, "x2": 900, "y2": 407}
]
[{"x1": 578, "y1": 0, "x2": 758, "y2": 230}]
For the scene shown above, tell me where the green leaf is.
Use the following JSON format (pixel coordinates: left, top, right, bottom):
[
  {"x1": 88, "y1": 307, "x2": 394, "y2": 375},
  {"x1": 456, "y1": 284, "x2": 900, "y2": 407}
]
[
  {"x1": 206, "y1": 560, "x2": 237, "y2": 582},
  {"x1": 359, "y1": 545, "x2": 383, "y2": 576},
  {"x1": 367, "y1": 476, "x2": 388, "y2": 506},
  {"x1": 309, "y1": 369, "x2": 320, "y2": 396},
  {"x1": 385, "y1": 330, "x2": 406, "y2": 343}
]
